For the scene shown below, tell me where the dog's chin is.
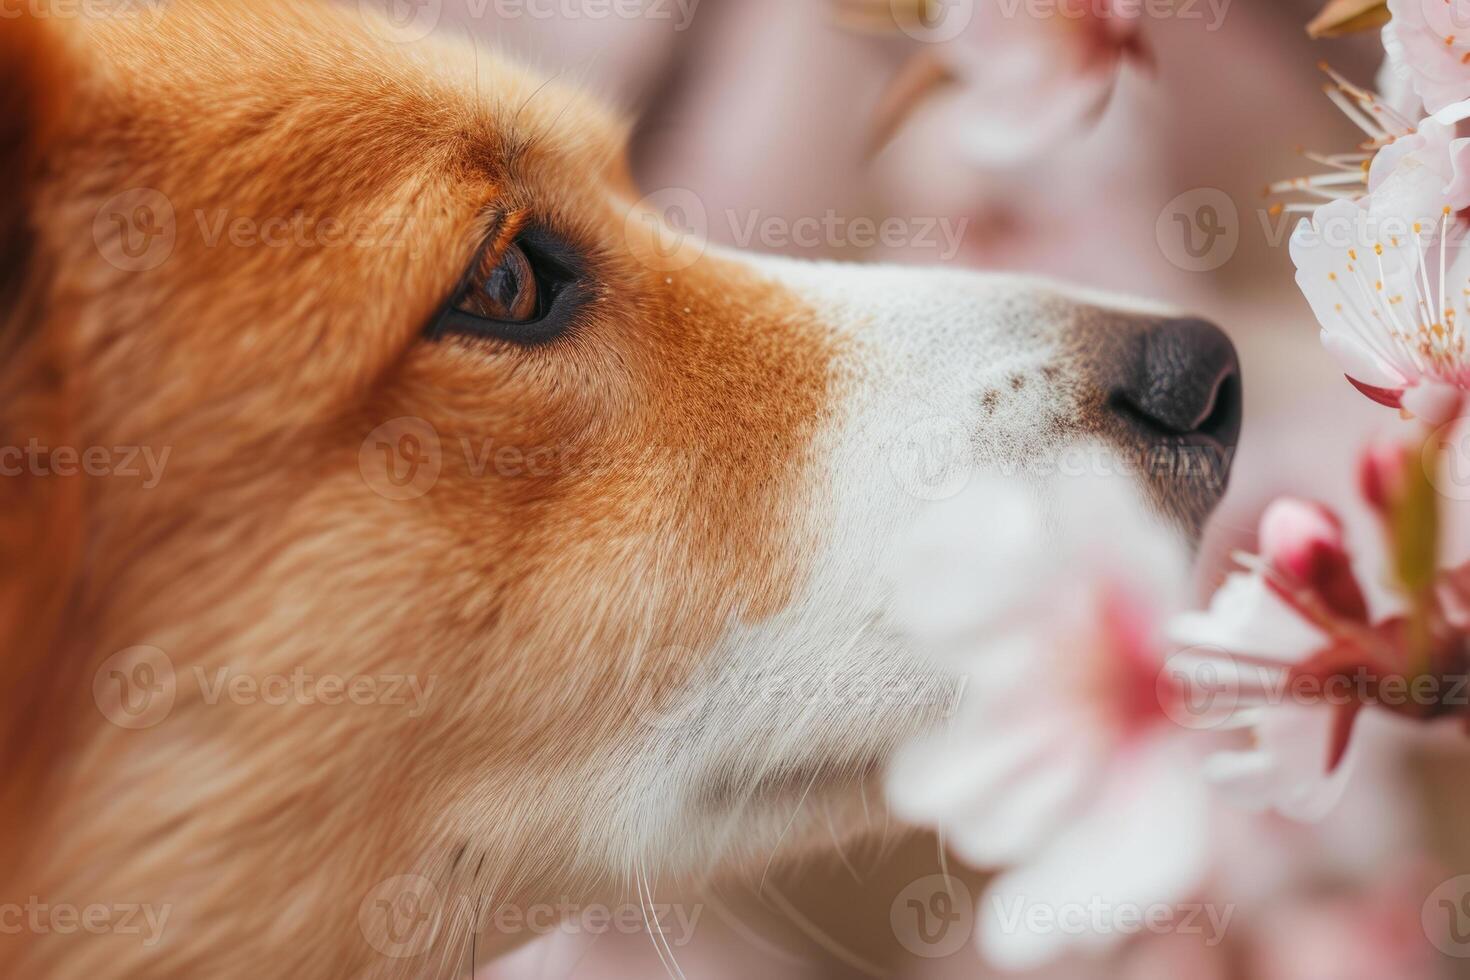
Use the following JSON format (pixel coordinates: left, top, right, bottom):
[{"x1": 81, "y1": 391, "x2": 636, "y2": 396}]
[
  {"x1": 691, "y1": 762, "x2": 902, "y2": 879},
  {"x1": 680, "y1": 675, "x2": 957, "y2": 861},
  {"x1": 1153, "y1": 439, "x2": 1239, "y2": 545}
]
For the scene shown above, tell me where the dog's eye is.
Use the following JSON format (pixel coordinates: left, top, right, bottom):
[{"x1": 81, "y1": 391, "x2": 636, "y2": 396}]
[
  {"x1": 458, "y1": 243, "x2": 540, "y2": 323},
  {"x1": 428, "y1": 233, "x2": 582, "y2": 345}
]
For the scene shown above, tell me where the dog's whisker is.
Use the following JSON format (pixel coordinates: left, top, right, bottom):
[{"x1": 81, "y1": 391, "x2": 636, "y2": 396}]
[
  {"x1": 936, "y1": 827, "x2": 958, "y2": 906},
  {"x1": 823, "y1": 800, "x2": 863, "y2": 884},
  {"x1": 757, "y1": 769, "x2": 821, "y2": 897},
  {"x1": 637, "y1": 860, "x2": 687, "y2": 980},
  {"x1": 695, "y1": 788, "x2": 757, "y2": 892}
]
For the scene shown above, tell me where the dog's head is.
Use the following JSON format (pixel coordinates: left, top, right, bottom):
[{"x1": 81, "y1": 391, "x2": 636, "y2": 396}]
[{"x1": 0, "y1": 1, "x2": 1240, "y2": 975}]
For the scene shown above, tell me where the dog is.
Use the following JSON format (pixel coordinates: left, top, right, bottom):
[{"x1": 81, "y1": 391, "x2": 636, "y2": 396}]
[{"x1": 0, "y1": 1, "x2": 1241, "y2": 976}]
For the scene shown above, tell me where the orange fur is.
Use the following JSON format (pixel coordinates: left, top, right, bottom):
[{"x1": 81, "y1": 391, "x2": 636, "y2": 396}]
[{"x1": 2, "y1": 2, "x2": 840, "y2": 976}]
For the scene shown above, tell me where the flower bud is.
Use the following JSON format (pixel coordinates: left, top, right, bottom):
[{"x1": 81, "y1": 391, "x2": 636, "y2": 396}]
[
  {"x1": 1259, "y1": 497, "x2": 1368, "y2": 622},
  {"x1": 1358, "y1": 440, "x2": 1412, "y2": 515}
]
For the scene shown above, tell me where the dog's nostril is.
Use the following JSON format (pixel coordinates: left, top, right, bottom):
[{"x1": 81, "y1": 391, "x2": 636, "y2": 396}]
[{"x1": 1111, "y1": 317, "x2": 1242, "y2": 447}]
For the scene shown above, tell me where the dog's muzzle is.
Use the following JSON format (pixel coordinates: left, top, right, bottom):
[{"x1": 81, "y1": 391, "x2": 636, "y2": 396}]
[{"x1": 1092, "y1": 316, "x2": 1243, "y2": 534}]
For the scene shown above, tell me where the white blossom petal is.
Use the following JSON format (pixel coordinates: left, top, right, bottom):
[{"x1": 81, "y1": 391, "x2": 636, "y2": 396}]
[{"x1": 976, "y1": 738, "x2": 1210, "y2": 970}]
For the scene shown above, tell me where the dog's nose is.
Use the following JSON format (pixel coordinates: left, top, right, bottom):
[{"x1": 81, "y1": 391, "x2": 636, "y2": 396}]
[{"x1": 1110, "y1": 318, "x2": 1241, "y2": 450}]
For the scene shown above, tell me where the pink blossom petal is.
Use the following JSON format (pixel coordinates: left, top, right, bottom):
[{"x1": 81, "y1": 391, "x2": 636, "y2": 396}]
[
  {"x1": 944, "y1": 743, "x2": 1102, "y2": 867},
  {"x1": 1367, "y1": 130, "x2": 1460, "y2": 230},
  {"x1": 1359, "y1": 439, "x2": 1413, "y2": 513},
  {"x1": 1288, "y1": 203, "x2": 1424, "y2": 399},
  {"x1": 976, "y1": 739, "x2": 1210, "y2": 970},
  {"x1": 887, "y1": 481, "x2": 1045, "y2": 645},
  {"x1": 953, "y1": 72, "x2": 1115, "y2": 168},
  {"x1": 937, "y1": 0, "x2": 1136, "y2": 168},
  {"x1": 1199, "y1": 750, "x2": 1276, "y2": 811},
  {"x1": 1346, "y1": 375, "x2": 1408, "y2": 409},
  {"x1": 1378, "y1": 21, "x2": 1423, "y2": 119},
  {"x1": 886, "y1": 676, "x2": 1060, "y2": 821},
  {"x1": 1400, "y1": 380, "x2": 1465, "y2": 424},
  {"x1": 1445, "y1": 137, "x2": 1470, "y2": 213},
  {"x1": 1320, "y1": 331, "x2": 1409, "y2": 390},
  {"x1": 1384, "y1": 0, "x2": 1470, "y2": 113},
  {"x1": 1429, "y1": 98, "x2": 1470, "y2": 126},
  {"x1": 1170, "y1": 572, "x2": 1327, "y2": 663},
  {"x1": 1206, "y1": 702, "x2": 1358, "y2": 822},
  {"x1": 1259, "y1": 498, "x2": 1368, "y2": 623}
]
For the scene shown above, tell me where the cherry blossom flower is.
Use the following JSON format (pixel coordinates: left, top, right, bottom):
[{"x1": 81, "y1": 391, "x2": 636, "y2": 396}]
[
  {"x1": 885, "y1": 469, "x2": 1212, "y2": 969},
  {"x1": 937, "y1": 0, "x2": 1150, "y2": 166},
  {"x1": 1378, "y1": 11, "x2": 1424, "y2": 118},
  {"x1": 852, "y1": 0, "x2": 1150, "y2": 165},
  {"x1": 1169, "y1": 501, "x2": 1363, "y2": 820},
  {"x1": 1382, "y1": 0, "x2": 1470, "y2": 115},
  {"x1": 1266, "y1": 66, "x2": 1422, "y2": 216},
  {"x1": 1272, "y1": 42, "x2": 1470, "y2": 414},
  {"x1": 1287, "y1": 184, "x2": 1470, "y2": 416},
  {"x1": 1170, "y1": 426, "x2": 1470, "y2": 821}
]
